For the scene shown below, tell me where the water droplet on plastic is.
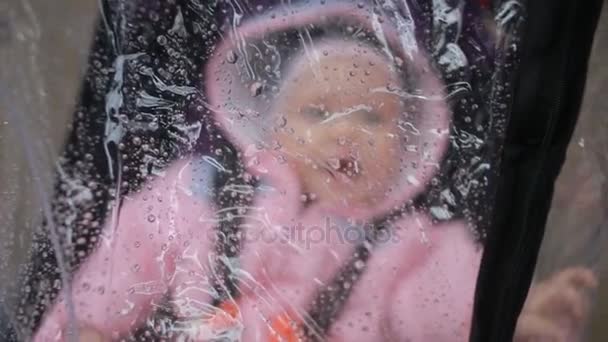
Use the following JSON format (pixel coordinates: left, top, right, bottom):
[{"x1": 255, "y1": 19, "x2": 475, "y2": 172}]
[
  {"x1": 250, "y1": 82, "x2": 264, "y2": 97},
  {"x1": 147, "y1": 214, "x2": 156, "y2": 223},
  {"x1": 328, "y1": 158, "x2": 340, "y2": 170},
  {"x1": 226, "y1": 50, "x2": 238, "y2": 64},
  {"x1": 394, "y1": 57, "x2": 404, "y2": 67},
  {"x1": 275, "y1": 116, "x2": 287, "y2": 128}
]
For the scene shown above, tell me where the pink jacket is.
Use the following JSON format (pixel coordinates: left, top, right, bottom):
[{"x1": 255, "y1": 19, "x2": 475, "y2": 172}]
[
  {"x1": 34, "y1": 2, "x2": 482, "y2": 341},
  {"x1": 34, "y1": 155, "x2": 481, "y2": 342}
]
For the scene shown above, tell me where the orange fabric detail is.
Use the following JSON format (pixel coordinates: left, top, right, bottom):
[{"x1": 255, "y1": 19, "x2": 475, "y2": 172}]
[
  {"x1": 269, "y1": 312, "x2": 300, "y2": 342},
  {"x1": 209, "y1": 300, "x2": 240, "y2": 330}
]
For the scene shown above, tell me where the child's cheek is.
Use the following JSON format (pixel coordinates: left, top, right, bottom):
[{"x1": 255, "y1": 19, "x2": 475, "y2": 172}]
[{"x1": 365, "y1": 130, "x2": 401, "y2": 168}]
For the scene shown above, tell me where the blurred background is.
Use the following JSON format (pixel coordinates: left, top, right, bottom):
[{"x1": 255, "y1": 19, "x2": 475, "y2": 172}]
[
  {"x1": 534, "y1": 2, "x2": 608, "y2": 337},
  {"x1": 0, "y1": 0, "x2": 606, "y2": 340}
]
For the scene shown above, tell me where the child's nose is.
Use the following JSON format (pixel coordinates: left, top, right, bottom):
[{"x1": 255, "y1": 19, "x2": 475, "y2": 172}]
[{"x1": 327, "y1": 120, "x2": 364, "y2": 146}]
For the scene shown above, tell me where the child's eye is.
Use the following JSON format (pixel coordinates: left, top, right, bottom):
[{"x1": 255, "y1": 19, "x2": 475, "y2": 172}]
[
  {"x1": 302, "y1": 107, "x2": 328, "y2": 120},
  {"x1": 363, "y1": 111, "x2": 382, "y2": 124}
]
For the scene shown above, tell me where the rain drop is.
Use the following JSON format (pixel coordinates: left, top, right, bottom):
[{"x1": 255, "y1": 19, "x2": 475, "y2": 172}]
[
  {"x1": 271, "y1": 140, "x2": 282, "y2": 150},
  {"x1": 226, "y1": 50, "x2": 238, "y2": 64},
  {"x1": 250, "y1": 82, "x2": 264, "y2": 97},
  {"x1": 328, "y1": 158, "x2": 341, "y2": 170},
  {"x1": 394, "y1": 57, "x2": 404, "y2": 68},
  {"x1": 274, "y1": 116, "x2": 287, "y2": 128}
]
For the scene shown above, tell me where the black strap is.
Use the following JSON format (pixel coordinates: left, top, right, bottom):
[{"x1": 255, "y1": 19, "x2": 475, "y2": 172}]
[
  {"x1": 301, "y1": 206, "x2": 414, "y2": 340},
  {"x1": 209, "y1": 140, "x2": 255, "y2": 304}
]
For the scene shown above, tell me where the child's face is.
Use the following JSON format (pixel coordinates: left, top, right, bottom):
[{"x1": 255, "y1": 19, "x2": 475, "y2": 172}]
[{"x1": 273, "y1": 50, "x2": 403, "y2": 207}]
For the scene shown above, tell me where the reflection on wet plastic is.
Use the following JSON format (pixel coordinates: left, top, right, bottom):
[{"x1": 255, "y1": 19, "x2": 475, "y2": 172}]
[{"x1": 0, "y1": 0, "x2": 532, "y2": 341}]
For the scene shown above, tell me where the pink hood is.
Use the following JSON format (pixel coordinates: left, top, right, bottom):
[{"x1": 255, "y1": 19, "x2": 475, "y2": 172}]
[
  {"x1": 199, "y1": 2, "x2": 481, "y2": 341},
  {"x1": 204, "y1": 0, "x2": 452, "y2": 221}
]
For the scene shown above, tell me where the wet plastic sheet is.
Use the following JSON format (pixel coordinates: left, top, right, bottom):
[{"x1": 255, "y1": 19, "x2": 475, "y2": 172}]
[{"x1": 2, "y1": 0, "x2": 580, "y2": 341}]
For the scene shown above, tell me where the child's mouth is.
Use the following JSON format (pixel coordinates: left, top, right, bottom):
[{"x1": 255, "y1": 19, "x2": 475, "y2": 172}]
[{"x1": 323, "y1": 157, "x2": 361, "y2": 183}]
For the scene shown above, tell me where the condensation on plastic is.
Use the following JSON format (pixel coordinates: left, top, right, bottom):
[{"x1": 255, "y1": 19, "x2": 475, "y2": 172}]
[{"x1": 0, "y1": 1, "x2": 532, "y2": 341}]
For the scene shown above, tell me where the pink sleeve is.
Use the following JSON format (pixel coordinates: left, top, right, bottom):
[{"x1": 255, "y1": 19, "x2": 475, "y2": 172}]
[
  {"x1": 387, "y1": 221, "x2": 482, "y2": 342},
  {"x1": 34, "y1": 158, "x2": 217, "y2": 341},
  {"x1": 327, "y1": 218, "x2": 481, "y2": 342}
]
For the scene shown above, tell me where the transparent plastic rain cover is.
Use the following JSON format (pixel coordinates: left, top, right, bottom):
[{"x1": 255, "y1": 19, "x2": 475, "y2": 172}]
[{"x1": 0, "y1": 0, "x2": 529, "y2": 341}]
